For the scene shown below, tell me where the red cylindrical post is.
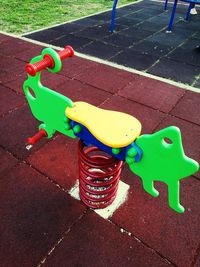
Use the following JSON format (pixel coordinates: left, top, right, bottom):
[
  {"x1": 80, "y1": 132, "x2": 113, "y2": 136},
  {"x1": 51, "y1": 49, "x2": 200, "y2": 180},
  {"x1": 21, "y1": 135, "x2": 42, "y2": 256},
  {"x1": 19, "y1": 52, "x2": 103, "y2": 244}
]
[
  {"x1": 78, "y1": 141, "x2": 123, "y2": 209},
  {"x1": 27, "y1": 128, "x2": 47, "y2": 145}
]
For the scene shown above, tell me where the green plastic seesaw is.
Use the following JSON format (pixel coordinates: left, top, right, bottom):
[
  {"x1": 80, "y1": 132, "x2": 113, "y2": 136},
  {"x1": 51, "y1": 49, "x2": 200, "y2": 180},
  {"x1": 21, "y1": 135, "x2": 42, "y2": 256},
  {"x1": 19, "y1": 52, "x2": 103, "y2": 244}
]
[{"x1": 23, "y1": 46, "x2": 199, "y2": 213}]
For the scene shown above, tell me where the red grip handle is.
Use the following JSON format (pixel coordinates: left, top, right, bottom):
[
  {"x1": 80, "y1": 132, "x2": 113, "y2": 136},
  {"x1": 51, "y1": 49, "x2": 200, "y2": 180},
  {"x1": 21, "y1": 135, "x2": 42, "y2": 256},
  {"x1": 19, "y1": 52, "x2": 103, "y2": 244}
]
[
  {"x1": 59, "y1": 45, "x2": 74, "y2": 60},
  {"x1": 27, "y1": 129, "x2": 47, "y2": 145},
  {"x1": 25, "y1": 45, "x2": 74, "y2": 76}
]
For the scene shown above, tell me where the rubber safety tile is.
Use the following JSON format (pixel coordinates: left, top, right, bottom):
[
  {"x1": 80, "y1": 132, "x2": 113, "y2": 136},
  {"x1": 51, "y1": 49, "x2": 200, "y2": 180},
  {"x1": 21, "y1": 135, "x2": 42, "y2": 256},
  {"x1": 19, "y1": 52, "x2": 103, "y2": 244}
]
[
  {"x1": 111, "y1": 48, "x2": 159, "y2": 71},
  {"x1": 180, "y1": 37, "x2": 200, "y2": 50},
  {"x1": 146, "y1": 31, "x2": 188, "y2": 48},
  {"x1": 0, "y1": 38, "x2": 36, "y2": 57},
  {"x1": 39, "y1": 71, "x2": 112, "y2": 106},
  {"x1": 0, "y1": 33, "x2": 12, "y2": 43},
  {"x1": 171, "y1": 91, "x2": 200, "y2": 125},
  {"x1": 51, "y1": 21, "x2": 91, "y2": 34},
  {"x1": 0, "y1": 55, "x2": 26, "y2": 84},
  {"x1": 79, "y1": 40, "x2": 123, "y2": 60},
  {"x1": 15, "y1": 44, "x2": 45, "y2": 63},
  {"x1": 118, "y1": 75, "x2": 185, "y2": 113},
  {"x1": 42, "y1": 211, "x2": 172, "y2": 267},
  {"x1": 137, "y1": 20, "x2": 167, "y2": 32},
  {"x1": 0, "y1": 106, "x2": 48, "y2": 160},
  {"x1": 0, "y1": 163, "x2": 86, "y2": 267},
  {"x1": 0, "y1": 54, "x2": 26, "y2": 73},
  {"x1": 102, "y1": 32, "x2": 141, "y2": 48},
  {"x1": 125, "y1": 10, "x2": 154, "y2": 21},
  {"x1": 0, "y1": 147, "x2": 18, "y2": 176},
  {"x1": 89, "y1": 11, "x2": 115, "y2": 22},
  {"x1": 0, "y1": 68, "x2": 25, "y2": 84},
  {"x1": 4, "y1": 73, "x2": 27, "y2": 94},
  {"x1": 131, "y1": 40, "x2": 174, "y2": 57},
  {"x1": 75, "y1": 63, "x2": 135, "y2": 93},
  {"x1": 73, "y1": 25, "x2": 113, "y2": 41},
  {"x1": 50, "y1": 34, "x2": 92, "y2": 50},
  {"x1": 55, "y1": 78, "x2": 112, "y2": 106},
  {"x1": 111, "y1": 174, "x2": 200, "y2": 267},
  {"x1": 24, "y1": 29, "x2": 64, "y2": 43},
  {"x1": 175, "y1": 19, "x2": 200, "y2": 31},
  {"x1": 148, "y1": 58, "x2": 200, "y2": 85},
  {"x1": 41, "y1": 72, "x2": 72, "y2": 90},
  {"x1": 194, "y1": 254, "x2": 200, "y2": 267},
  {"x1": 167, "y1": 47, "x2": 200, "y2": 67},
  {"x1": 27, "y1": 135, "x2": 79, "y2": 191},
  {"x1": 147, "y1": 12, "x2": 181, "y2": 25},
  {"x1": 114, "y1": 16, "x2": 142, "y2": 27},
  {"x1": 68, "y1": 17, "x2": 105, "y2": 27},
  {"x1": 0, "y1": 84, "x2": 25, "y2": 116},
  {"x1": 120, "y1": 26, "x2": 154, "y2": 39},
  {"x1": 60, "y1": 56, "x2": 98, "y2": 79}
]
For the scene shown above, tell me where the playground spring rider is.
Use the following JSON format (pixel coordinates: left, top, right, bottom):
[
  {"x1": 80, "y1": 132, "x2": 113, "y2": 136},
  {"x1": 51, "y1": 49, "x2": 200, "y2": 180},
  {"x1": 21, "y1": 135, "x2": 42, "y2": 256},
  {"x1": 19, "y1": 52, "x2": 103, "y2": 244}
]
[{"x1": 23, "y1": 46, "x2": 199, "y2": 213}]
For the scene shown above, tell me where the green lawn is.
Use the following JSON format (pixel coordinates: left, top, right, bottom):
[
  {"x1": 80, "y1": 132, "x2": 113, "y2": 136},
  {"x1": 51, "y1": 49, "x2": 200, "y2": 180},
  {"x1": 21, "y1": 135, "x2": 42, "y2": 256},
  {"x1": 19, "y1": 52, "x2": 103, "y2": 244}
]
[{"x1": 0, "y1": 0, "x2": 135, "y2": 34}]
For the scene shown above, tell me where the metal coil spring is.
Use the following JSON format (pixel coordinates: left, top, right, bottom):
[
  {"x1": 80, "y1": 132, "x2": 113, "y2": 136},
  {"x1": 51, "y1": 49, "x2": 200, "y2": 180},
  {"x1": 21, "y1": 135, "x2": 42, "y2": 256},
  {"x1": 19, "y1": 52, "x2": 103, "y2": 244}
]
[{"x1": 78, "y1": 141, "x2": 123, "y2": 209}]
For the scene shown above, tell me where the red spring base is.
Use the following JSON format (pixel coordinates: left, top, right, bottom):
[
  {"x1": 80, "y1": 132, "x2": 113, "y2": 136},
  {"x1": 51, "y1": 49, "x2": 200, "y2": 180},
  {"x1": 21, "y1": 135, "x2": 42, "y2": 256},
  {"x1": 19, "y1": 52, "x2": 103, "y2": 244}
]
[{"x1": 78, "y1": 141, "x2": 123, "y2": 209}]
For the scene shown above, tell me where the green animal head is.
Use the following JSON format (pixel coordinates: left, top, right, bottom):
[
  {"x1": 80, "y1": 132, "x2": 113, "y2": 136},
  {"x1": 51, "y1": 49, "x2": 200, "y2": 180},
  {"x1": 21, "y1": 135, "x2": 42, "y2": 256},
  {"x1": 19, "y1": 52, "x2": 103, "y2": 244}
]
[
  {"x1": 126, "y1": 126, "x2": 199, "y2": 213},
  {"x1": 23, "y1": 48, "x2": 75, "y2": 139}
]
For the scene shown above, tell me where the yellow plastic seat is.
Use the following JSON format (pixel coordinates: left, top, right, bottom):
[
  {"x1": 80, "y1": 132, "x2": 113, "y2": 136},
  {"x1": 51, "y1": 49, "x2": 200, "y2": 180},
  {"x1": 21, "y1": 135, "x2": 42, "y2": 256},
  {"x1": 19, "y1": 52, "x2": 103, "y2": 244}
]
[{"x1": 66, "y1": 102, "x2": 142, "y2": 148}]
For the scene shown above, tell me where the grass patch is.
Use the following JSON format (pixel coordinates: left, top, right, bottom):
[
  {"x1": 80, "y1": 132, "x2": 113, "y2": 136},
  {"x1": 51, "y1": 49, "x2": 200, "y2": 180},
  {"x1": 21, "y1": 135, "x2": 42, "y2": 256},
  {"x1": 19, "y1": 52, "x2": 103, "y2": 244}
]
[{"x1": 0, "y1": 0, "x2": 136, "y2": 34}]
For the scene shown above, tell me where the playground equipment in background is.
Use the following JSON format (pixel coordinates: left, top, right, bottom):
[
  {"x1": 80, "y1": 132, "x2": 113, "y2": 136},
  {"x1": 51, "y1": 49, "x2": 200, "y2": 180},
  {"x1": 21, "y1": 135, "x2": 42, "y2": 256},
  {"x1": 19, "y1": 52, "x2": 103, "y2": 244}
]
[
  {"x1": 165, "y1": 0, "x2": 197, "y2": 16},
  {"x1": 110, "y1": 0, "x2": 119, "y2": 32},
  {"x1": 23, "y1": 46, "x2": 199, "y2": 213},
  {"x1": 165, "y1": 0, "x2": 199, "y2": 31},
  {"x1": 110, "y1": 0, "x2": 199, "y2": 33}
]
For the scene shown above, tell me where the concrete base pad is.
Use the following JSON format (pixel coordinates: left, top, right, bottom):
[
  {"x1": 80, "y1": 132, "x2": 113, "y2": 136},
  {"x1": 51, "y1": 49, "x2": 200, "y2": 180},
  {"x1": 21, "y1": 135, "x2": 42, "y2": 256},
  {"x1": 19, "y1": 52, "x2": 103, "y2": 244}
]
[{"x1": 69, "y1": 179, "x2": 130, "y2": 219}]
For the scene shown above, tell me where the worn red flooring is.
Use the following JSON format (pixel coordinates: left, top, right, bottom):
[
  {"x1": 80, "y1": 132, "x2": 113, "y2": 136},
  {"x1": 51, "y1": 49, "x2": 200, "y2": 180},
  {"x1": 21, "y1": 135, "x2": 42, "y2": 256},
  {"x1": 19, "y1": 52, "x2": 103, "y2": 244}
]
[{"x1": 0, "y1": 33, "x2": 200, "y2": 267}]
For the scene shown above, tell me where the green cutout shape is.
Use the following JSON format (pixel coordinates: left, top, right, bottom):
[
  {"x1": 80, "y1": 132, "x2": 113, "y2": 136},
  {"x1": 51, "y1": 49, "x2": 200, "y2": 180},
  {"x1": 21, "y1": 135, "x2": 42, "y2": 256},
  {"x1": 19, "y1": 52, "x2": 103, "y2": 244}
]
[
  {"x1": 23, "y1": 48, "x2": 75, "y2": 139},
  {"x1": 23, "y1": 47, "x2": 199, "y2": 214},
  {"x1": 127, "y1": 126, "x2": 199, "y2": 213}
]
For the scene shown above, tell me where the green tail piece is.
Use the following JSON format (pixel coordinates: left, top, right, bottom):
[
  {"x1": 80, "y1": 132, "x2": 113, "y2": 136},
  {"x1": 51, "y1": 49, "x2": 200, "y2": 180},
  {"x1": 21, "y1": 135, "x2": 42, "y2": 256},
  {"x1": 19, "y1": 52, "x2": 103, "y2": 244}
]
[{"x1": 126, "y1": 126, "x2": 199, "y2": 213}]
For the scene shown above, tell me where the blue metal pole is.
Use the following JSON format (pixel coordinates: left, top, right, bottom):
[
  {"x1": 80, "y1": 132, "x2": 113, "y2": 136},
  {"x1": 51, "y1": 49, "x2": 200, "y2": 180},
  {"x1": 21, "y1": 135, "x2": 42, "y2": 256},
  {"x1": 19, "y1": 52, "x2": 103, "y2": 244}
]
[
  {"x1": 110, "y1": 0, "x2": 119, "y2": 33},
  {"x1": 164, "y1": 0, "x2": 168, "y2": 10},
  {"x1": 185, "y1": 2, "x2": 193, "y2": 20},
  {"x1": 167, "y1": 0, "x2": 179, "y2": 32}
]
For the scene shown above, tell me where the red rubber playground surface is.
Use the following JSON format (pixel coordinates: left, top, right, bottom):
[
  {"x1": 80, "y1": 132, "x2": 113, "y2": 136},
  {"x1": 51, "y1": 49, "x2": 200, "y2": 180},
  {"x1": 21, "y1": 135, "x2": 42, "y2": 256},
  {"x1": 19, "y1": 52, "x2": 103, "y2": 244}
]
[{"x1": 0, "y1": 33, "x2": 200, "y2": 267}]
